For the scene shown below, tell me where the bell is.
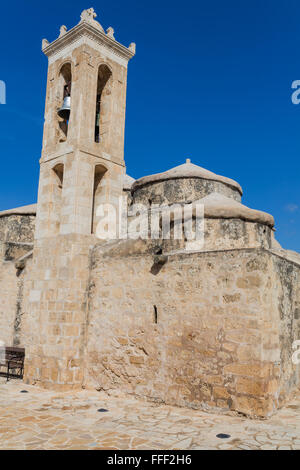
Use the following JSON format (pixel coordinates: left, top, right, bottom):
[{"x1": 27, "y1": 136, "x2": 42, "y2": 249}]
[{"x1": 58, "y1": 96, "x2": 71, "y2": 120}]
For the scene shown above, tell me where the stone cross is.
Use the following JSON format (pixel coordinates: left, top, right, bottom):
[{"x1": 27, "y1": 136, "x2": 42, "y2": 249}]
[
  {"x1": 79, "y1": 8, "x2": 104, "y2": 32},
  {"x1": 80, "y1": 8, "x2": 97, "y2": 22}
]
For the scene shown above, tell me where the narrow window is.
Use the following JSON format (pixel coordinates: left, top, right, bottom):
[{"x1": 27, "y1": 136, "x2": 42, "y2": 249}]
[
  {"x1": 153, "y1": 305, "x2": 158, "y2": 324},
  {"x1": 94, "y1": 64, "x2": 112, "y2": 143}
]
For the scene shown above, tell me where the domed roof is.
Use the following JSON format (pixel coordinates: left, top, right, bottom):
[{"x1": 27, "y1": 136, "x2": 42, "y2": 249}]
[
  {"x1": 132, "y1": 159, "x2": 242, "y2": 195},
  {"x1": 194, "y1": 192, "x2": 274, "y2": 227}
]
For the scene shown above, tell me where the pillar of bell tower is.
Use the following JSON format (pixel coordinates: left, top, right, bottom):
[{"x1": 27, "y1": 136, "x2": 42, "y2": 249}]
[{"x1": 23, "y1": 8, "x2": 135, "y2": 390}]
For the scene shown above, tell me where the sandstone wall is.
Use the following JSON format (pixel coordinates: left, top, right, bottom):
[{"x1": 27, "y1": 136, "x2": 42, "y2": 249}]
[
  {"x1": 85, "y1": 242, "x2": 300, "y2": 418},
  {"x1": 0, "y1": 214, "x2": 35, "y2": 245},
  {"x1": 271, "y1": 254, "x2": 300, "y2": 402},
  {"x1": 0, "y1": 214, "x2": 35, "y2": 347},
  {"x1": 0, "y1": 258, "x2": 31, "y2": 347},
  {"x1": 22, "y1": 234, "x2": 92, "y2": 390},
  {"x1": 0, "y1": 261, "x2": 18, "y2": 345},
  {"x1": 127, "y1": 211, "x2": 272, "y2": 254},
  {"x1": 0, "y1": 214, "x2": 35, "y2": 261},
  {"x1": 192, "y1": 218, "x2": 271, "y2": 252}
]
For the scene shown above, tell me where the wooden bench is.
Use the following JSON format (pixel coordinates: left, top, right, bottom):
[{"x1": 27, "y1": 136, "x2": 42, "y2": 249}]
[{"x1": 0, "y1": 347, "x2": 25, "y2": 381}]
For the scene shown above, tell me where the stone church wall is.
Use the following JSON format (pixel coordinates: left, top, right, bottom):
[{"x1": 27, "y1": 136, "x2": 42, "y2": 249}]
[
  {"x1": 0, "y1": 214, "x2": 35, "y2": 346},
  {"x1": 0, "y1": 257, "x2": 32, "y2": 347},
  {"x1": 271, "y1": 254, "x2": 300, "y2": 402},
  {"x1": 85, "y1": 241, "x2": 300, "y2": 418},
  {"x1": 0, "y1": 210, "x2": 298, "y2": 417},
  {"x1": 0, "y1": 261, "x2": 19, "y2": 345}
]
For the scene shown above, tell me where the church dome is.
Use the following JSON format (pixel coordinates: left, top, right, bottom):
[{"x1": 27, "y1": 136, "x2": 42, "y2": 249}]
[
  {"x1": 132, "y1": 159, "x2": 242, "y2": 195},
  {"x1": 131, "y1": 159, "x2": 242, "y2": 207}
]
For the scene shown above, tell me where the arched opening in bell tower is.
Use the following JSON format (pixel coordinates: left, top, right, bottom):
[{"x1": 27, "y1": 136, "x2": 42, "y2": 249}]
[
  {"x1": 94, "y1": 64, "x2": 112, "y2": 144},
  {"x1": 58, "y1": 63, "x2": 72, "y2": 142},
  {"x1": 91, "y1": 164, "x2": 108, "y2": 234}
]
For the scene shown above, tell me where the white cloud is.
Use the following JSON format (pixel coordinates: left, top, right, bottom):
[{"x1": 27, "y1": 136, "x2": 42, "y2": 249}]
[{"x1": 285, "y1": 204, "x2": 299, "y2": 213}]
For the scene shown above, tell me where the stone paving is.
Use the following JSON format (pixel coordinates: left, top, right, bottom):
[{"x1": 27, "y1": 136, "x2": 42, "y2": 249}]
[{"x1": 0, "y1": 379, "x2": 300, "y2": 450}]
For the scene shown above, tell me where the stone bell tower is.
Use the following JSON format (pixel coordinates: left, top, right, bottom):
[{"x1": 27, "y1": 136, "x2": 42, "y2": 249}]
[
  {"x1": 37, "y1": 7, "x2": 135, "y2": 238},
  {"x1": 24, "y1": 8, "x2": 135, "y2": 389}
]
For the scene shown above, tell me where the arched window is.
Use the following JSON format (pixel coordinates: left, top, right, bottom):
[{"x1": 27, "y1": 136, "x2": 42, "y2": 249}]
[
  {"x1": 58, "y1": 63, "x2": 72, "y2": 142},
  {"x1": 91, "y1": 164, "x2": 107, "y2": 234},
  {"x1": 94, "y1": 64, "x2": 112, "y2": 143},
  {"x1": 52, "y1": 163, "x2": 64, "y2": 234}
]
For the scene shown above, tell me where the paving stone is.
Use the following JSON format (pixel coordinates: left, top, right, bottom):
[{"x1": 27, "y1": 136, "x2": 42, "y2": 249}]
[{"x1": 0, "y1": 381, "x2": 300, "y2": 450}]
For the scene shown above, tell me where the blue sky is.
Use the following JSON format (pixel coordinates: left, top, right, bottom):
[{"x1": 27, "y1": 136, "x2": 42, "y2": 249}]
[{"x1": 0, "y1": 0, "x2": 299, "y2": 251}]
